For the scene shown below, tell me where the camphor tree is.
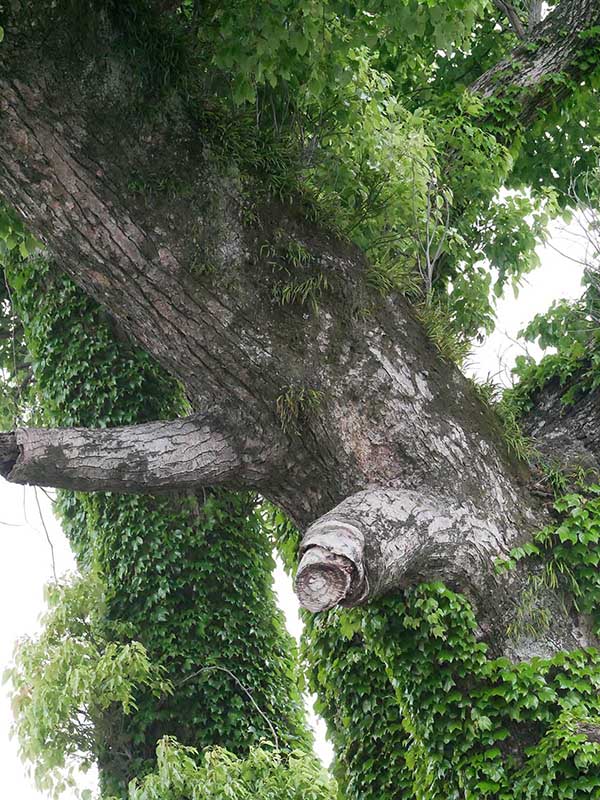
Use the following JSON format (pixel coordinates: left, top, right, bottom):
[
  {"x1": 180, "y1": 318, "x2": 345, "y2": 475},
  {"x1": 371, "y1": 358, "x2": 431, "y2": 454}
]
[{"x1": 2, "y1": 0, "x2": 600, "y2": 797}]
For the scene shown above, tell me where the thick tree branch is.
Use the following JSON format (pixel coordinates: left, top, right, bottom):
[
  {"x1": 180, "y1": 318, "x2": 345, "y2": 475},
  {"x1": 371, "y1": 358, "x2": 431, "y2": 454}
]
[
  {"x1": 296, "y1": 488, "x2": 522, "y2": 613},
  {"x1": 492, "y1": 0, "x2": 527, "y2": 39},
  {"x1": 296, "y1": 488, "x2": 595, "y2": 658},
  {"x1": 472, "y1": 0, "x2": 600, "y2": 128},
  {"x1": 0, "y1": 415, "x2": 280, "y2": 493},
  {"x1": 0, "y1": 34, "x2": 538, "y2": 530},
  {"x1": 578, "y1": 722, "x2": 600, "y2": 743},
  {"x1": 296, "y1": 518, "x2": 369, "y2": 612}
]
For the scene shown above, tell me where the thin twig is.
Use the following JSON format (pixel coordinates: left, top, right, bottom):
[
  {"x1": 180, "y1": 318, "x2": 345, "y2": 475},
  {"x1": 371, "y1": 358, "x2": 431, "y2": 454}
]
[
  {"x1": 178, "y1": 665, "x2": 279, "y2": 750},
  {"x1": 544, "y1": 240, "x2": 590, "y2": 268},
  {"x1": 492, "y1": 0, "x2": 527, "y2": 39},
  {"x1": 39, "y1": 486, "x2": 57, "y2": 505},
  {"x1": 24, "y1": 485, "x2": 58, "y2": 583}
]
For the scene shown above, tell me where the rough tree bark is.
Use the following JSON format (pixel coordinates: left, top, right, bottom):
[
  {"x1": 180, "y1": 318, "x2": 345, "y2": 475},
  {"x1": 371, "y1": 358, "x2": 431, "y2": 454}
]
[
  {"x1": 473, "y1": 0, "x2": 600, "y2": 127},
  {"x1": 523, "y1": 381, "x2": 600, "y2": 476},
  {"x1": 1, "y1": 0, "x2": 600, "y2": 661},
  {"x1": 0, "y1": 415, "x2": 279, "y2": 492}
]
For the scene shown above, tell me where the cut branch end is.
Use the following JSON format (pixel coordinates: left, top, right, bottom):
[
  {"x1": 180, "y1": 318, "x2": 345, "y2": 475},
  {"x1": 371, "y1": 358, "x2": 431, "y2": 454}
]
[
  {"x1": 296, "y1": 546, "x2": 356, "y2": 612},
  {"x1": 295, "y1": 518, "x2": 368, "y2": 613}
]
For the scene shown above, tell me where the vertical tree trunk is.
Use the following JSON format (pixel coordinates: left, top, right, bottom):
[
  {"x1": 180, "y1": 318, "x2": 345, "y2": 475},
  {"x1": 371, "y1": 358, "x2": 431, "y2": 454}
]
[{"x1": 6, "y1": 257, "x2": 311, "y2": 795}]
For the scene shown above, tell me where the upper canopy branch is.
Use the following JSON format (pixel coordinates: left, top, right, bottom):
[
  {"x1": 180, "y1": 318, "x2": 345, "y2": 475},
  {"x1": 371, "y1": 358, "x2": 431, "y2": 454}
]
[
  {"x1": 493, "y1": 0, "x2": 544, "y2": 38},
  {"x1": 0, "y1": 414, "x2": 280, "y2": 493},
  {"x1": 473, "y1": 0, "x2": 600, "y2": 128},
  {"x1": 492, "y1": 0, "x2": 527, "y2": 39}
]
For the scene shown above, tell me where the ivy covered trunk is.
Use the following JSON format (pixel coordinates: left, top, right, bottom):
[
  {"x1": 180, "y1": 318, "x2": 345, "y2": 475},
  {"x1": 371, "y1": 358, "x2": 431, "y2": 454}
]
[
  {"x1": 6, "y1": 258, "x2": 310, "y2": 796},
  {"x1": 2, "y1": 0, "x2": 600, "y2": 797}
]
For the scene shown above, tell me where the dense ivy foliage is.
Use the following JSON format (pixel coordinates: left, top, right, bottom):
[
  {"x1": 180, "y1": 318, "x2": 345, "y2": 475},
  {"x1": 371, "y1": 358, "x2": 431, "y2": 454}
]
[
  {"x1": 2, "y1": 255, "x2": 310, "y2": 796},
  {"x1": 305, "y1": 613, "x2": 413, "y2": 799},
  {"x1": 365, "y1": 587, "x2": 600, "y2": 799},
  {"x1": 273, "y1": 501, "x2": 600, "y2": 799}
]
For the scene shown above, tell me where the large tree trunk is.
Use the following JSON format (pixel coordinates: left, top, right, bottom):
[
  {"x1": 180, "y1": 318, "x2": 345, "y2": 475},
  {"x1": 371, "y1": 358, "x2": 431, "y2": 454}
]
[{"x1": 1, "y1": 0, "x2": 600, "y2": 664}]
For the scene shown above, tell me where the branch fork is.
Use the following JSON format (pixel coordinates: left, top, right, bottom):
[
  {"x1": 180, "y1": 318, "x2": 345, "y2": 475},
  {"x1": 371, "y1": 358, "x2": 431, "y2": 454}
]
[{"x1": 493, "y1": 0, "x2": 527, "y2": 39}]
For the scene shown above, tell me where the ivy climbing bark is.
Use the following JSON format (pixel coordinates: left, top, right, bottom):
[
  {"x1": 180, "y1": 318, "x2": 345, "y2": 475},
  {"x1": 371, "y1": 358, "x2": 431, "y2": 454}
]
[
  {"x1": 5, "y1": 257, "x2": 311, "y2": 797},
  {"x1": 0, "y1": 0, "x2": 600, "y2": 662}
]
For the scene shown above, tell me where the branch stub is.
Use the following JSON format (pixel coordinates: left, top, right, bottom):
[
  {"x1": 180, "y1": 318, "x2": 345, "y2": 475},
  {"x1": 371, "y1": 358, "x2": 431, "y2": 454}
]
[{"x1": 295, "y1": 520, "x2": 368, "y2": 613}]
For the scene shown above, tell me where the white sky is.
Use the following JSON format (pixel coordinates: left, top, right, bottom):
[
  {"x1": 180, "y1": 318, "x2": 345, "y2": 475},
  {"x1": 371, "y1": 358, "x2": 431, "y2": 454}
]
[{"x1": 0, "y1": 218, "x2": 589, "y2": 799}]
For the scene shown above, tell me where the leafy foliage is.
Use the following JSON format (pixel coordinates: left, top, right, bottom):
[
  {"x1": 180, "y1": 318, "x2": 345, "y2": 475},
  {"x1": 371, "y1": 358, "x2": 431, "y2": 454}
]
[
  {"x1": 276, "y1": 386, "x2": 323, "y2": 433},
  {"x1": 189, "y1": 0, "x2": 598, "y2": 347},
  {"x1": 270, "y1": 493, "x2": 600, "y2": 799},
  {"x1": 117, "y1": 737, "x2": 334, "y2": 800},
  {"x1": 5, "y1": 574, "x2": 170, "y2": 798},
  {"x1": 364, "y1": 586, "x2": 600, "y2": 799},
  {"x1": 305, "y1": 582, "x2": 600, "y2": 799},
  {"x1": 499, "y1": 487, "x2": 600, "y2": 635},
  {"x1": 502, "y1": 269, "x2": 600, "y2": 417}
]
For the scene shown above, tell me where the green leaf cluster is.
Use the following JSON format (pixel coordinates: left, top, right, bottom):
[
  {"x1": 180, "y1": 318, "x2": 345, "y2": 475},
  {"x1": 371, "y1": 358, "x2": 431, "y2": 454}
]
[
  {"x1": 117, "y1": 737, "x2": 335, "y2": 800},
  {"x1": 503, "y1": 487, "x2": 600, "y2": 635},
  {"x1": 502, "y1": 271, "x2": 600, "y2": 417},
  {"x1": 5, "y1": 573, "x2": 170, "y2": 798},
  {"x1": 307, "y1": 584, "x2": 600, "y2": 799}
]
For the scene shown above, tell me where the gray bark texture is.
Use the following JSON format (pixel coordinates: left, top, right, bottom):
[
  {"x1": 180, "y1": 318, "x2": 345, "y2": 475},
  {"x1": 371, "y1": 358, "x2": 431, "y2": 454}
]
[
  {"x1": 473, "y1": 0, "x2": 600, "y2": 127},
  {"x1": 1, "y1": 0, "x2": 600, "y2": 660},
  {"x1": 523, "y1": 380, "x2": 600, "y2": 476},
  {"x1": 0, "y1": 415, "x2": 279, "y2": 492}
]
